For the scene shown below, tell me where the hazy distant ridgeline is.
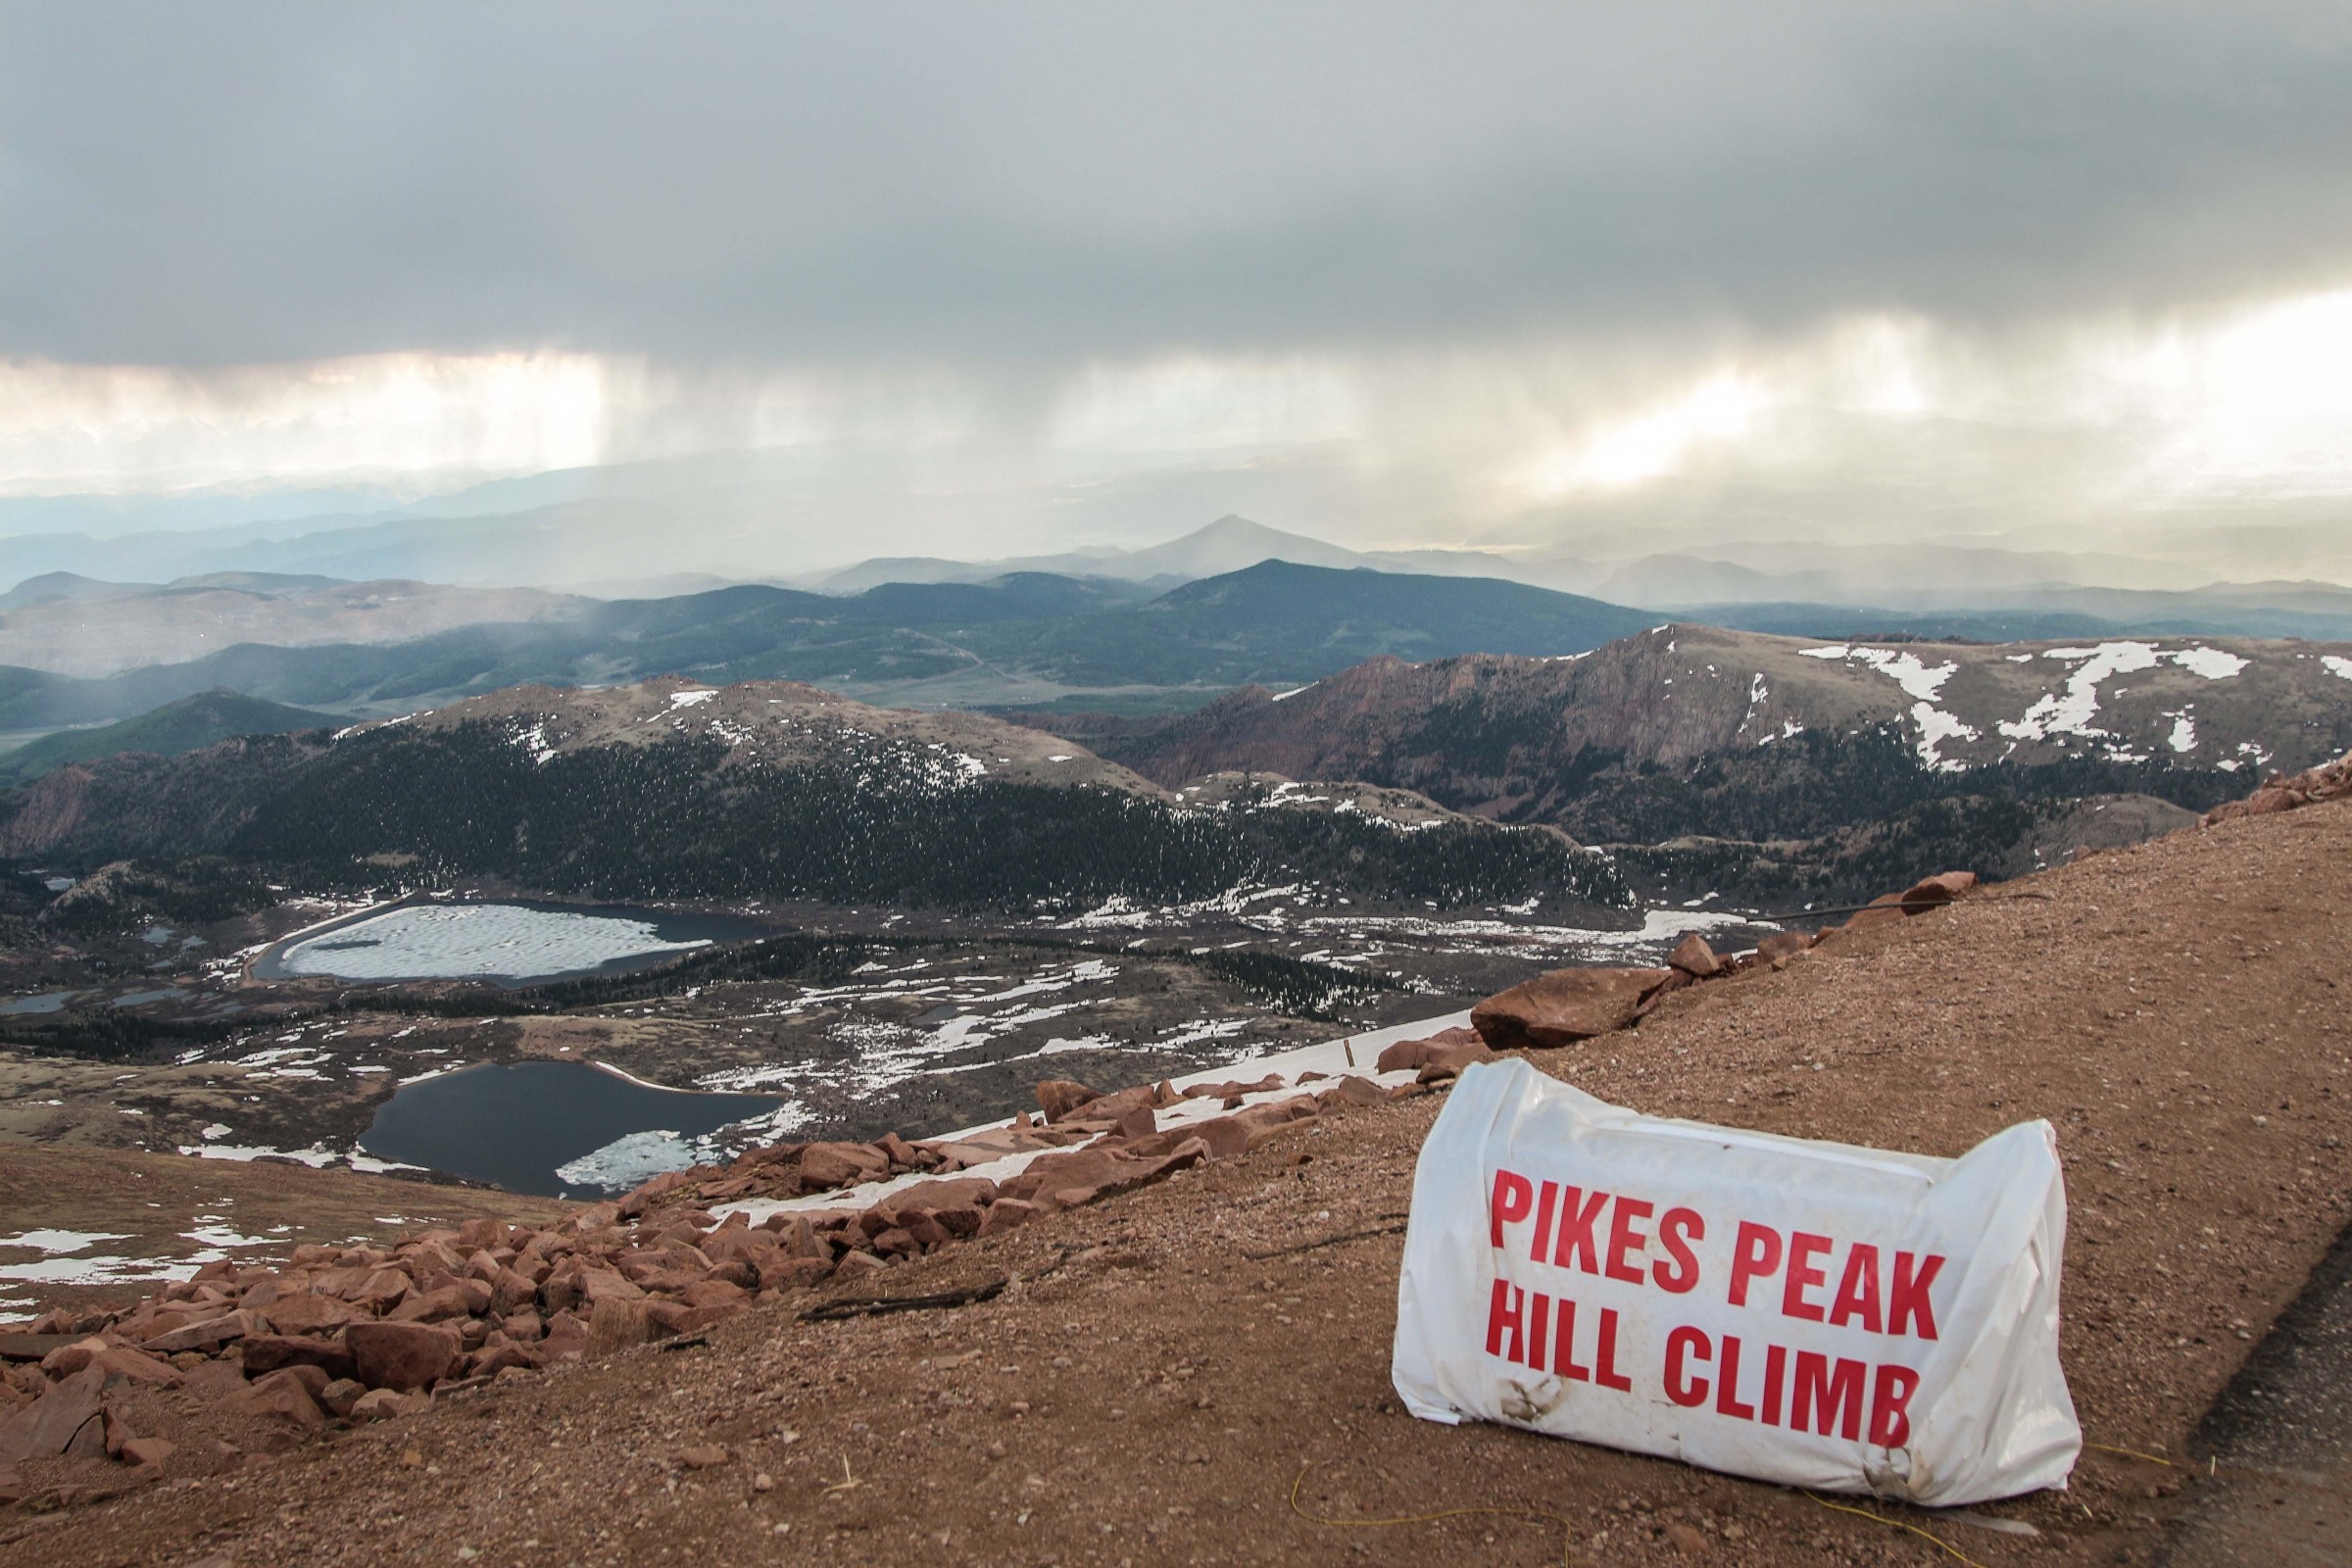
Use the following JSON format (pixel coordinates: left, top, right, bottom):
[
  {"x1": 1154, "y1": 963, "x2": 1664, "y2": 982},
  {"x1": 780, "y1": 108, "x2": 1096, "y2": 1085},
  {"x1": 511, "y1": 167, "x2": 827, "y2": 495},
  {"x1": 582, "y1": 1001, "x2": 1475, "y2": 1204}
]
[{"x1": 0, "y1": 561, "x2": 1657, "y2": 732}]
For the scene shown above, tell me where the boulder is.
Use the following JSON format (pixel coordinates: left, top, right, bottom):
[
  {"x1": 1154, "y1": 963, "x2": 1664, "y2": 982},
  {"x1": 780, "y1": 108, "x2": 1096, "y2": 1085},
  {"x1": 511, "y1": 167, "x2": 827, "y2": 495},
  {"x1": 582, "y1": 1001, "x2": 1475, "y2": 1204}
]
[
  {"x1": 1838, "y1": 893, "x2": 1913, "y2": 933},
  {"x1": 1901, "y1": 870, "x2": 1979, "y2": 906},
  {"x1": 1376, "y1": 1027, "x2": 1495, "y2": 1081},
  {"x1": 1316, "y1": 1075, "x2": 1391, "y2": 1108},
  {"x1": 0, "y1": 1366, "x2": 106, "y2": 1463},
  {"x1": 264, "y1": 1290, "x2": 368, "y2": 1336},
  {"x1": 1667, "y1": 934, "x2": 1722, "y2": 978},
  {"x1": 119, "y1": 1435, "x2": 174, "y2": 1469},
  {"x1": 139, "y1": 1308, "x2": 267, "y2": 1355},
  {"x1": 1034, "y1": 1079, "x2": 1102, "y2": 1123},
  {"x1": 1471, "y1": 967, "x2": 1674, "y2": 1051},
  {"x1": 238, "y1": 1334, "x2": 356, "y2": 1383},
  {"x1": 978, "y1": 1199, "x2": 1042, "y2": 1237},
  {"x1": 40, "y1": 1338, "x2": 181, "y2": 1387},
  {"x1": 798, "y1": 1142, "x2": 893, "y2": 1190},
  {"x1": 759, "y1": 1256, "x2": 836, "y2": 1290},
  {"x1": 587, "y1": 1298, "x2": 666, "y2": 1354},
  {"x1": 221, "y1": 1369, "x2": 325, "y2": 1430},
  {"x1": 386, "y1": 1285, "x2": 473, "y2": 1324},
  {"x1": 345, "y1": 1321, "x2": 461, "y2": 1392},
  {"x1": 318, "y1": 1379, "x2": 367, "y2": 1419},
  {"x1": 576, "y1": 1268, "x2": 646, "y2": 1306},
  {"x1": 347, "y1": 1388, "x2": 432, "y2": 1423}
]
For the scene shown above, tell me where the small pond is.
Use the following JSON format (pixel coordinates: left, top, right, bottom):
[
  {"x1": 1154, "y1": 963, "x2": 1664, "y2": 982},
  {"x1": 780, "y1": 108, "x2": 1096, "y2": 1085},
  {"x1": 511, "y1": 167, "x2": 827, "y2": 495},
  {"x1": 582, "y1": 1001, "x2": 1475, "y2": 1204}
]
[
  {"x1": 357, "y1": 1060, "x2": 789, "y2": 1199},
  {"x1": 254, "y1": 900, "x2": 762, "y2": 987}
]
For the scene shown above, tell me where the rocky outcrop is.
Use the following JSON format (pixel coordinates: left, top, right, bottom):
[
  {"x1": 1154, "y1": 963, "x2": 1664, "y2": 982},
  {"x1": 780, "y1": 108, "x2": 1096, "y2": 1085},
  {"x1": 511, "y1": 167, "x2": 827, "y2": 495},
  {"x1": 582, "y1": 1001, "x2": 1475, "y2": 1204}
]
[
  {"x1": 2202, "y1": 751, "x2": 2352, "y2": 825},
  {"x1": 1472, "y1": 967, "x2": 1676, "y2": 1051},
  {"x1": 2, "y1": 1054, "x2": 1423, "y2": 1493}
]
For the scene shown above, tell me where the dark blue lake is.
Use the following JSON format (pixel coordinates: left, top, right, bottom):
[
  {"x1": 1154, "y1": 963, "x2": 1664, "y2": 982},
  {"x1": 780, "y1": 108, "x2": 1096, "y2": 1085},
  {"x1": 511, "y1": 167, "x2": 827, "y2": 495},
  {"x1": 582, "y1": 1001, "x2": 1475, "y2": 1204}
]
[{"x1": 358, "y1": 1059, "x2": 787, "y2": 1199}]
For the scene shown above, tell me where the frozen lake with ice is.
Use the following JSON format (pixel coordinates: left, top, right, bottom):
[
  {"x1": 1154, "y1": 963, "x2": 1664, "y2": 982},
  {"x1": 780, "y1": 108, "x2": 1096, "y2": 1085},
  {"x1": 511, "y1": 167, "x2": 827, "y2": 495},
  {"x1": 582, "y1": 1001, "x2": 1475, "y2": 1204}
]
[{"x1": 256, "y1": 901, "x2": 760, "y2": 986}]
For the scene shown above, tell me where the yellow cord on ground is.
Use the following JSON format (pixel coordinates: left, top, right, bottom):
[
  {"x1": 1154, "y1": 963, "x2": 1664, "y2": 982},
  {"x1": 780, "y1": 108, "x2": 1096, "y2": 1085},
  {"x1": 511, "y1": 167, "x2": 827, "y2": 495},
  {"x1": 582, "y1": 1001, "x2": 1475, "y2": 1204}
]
[
  {"x1": 1801, "y1": 1491, "x2": 1991, "y2": 1568},
  {"x1": 1290, "y1": 1463, "x2": 1575, "y2": 1566},
  {"x1": 2084, "y1": 1441, "x2": 2180, "y2": 1468}
]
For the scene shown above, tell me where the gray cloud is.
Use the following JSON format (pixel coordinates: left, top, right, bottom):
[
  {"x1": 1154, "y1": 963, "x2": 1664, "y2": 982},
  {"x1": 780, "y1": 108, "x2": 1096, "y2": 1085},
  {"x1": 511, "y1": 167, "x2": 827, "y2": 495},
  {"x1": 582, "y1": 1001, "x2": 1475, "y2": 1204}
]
[{"x1": 8, "y1": 3, "x2": 2352, "y2": 368}]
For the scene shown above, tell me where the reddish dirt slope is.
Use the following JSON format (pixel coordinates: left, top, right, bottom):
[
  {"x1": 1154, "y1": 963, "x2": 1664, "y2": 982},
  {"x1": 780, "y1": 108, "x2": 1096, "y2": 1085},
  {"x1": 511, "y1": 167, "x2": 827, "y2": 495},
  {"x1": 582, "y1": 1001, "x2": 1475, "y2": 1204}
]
[{"x1": 7, "y1": 799, "x2": 2351, "y2": 1567}]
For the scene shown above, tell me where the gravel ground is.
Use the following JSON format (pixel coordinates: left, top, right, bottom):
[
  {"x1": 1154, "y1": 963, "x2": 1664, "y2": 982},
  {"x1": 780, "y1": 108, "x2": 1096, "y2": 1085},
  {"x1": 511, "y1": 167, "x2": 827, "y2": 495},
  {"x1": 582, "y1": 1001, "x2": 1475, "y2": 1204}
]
[{"x1": 6, "y1": 799, "x2": 2351, "y2": 1567}]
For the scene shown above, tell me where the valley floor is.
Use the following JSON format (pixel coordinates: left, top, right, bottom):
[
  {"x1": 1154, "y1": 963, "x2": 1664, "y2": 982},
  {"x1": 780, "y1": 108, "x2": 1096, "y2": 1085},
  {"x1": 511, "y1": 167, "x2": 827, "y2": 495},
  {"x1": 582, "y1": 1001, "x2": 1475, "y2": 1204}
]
[{"x1": 6, "y1": 799, "x2": 2352, "y2": 1565}]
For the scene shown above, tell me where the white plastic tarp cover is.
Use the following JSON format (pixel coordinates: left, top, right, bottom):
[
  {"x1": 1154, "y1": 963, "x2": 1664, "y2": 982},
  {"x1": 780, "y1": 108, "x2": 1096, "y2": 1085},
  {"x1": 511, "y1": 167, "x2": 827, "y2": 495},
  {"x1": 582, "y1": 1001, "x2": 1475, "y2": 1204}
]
[{"x1": 1392, "y1": 1057, "x2": 2078, "y2": 1505}]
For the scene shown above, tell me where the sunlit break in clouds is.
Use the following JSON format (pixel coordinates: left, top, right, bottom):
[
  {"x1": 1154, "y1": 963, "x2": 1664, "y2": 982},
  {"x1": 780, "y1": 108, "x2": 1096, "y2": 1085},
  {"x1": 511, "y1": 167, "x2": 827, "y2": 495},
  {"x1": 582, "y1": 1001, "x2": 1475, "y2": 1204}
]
[{"x1": 4, "y1": 3, "x2": 2352, "y2": 585}]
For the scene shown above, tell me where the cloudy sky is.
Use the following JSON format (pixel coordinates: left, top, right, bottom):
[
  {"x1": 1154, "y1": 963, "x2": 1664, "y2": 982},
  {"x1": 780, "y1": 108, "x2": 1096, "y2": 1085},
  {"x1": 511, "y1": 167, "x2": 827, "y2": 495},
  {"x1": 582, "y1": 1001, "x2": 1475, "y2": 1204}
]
[{"x1": 5, "y1": 3, "x2": 2352, "y2": 574}]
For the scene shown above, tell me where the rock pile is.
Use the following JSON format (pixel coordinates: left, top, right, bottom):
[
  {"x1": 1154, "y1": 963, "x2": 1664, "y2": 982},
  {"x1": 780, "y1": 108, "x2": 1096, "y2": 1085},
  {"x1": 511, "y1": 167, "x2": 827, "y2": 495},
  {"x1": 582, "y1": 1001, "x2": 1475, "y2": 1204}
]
[
  {"x1": 0, "y1": 1062, "x2": 1428, "y2": 1493},
  {"x1": 1469, "y1": 871, "x2": 1983, "y2": 1054},
  {"x1": 2202, "y1": 750, "x2": 2352, "y2": 825}
]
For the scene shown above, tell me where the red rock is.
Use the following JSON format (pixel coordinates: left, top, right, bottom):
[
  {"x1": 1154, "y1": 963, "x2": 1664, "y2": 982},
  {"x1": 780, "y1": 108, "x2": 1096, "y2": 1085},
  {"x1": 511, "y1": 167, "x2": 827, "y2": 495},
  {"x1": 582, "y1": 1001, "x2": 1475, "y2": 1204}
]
[
  {"x1": 1014, "y1": 1138, "x2": 1209, "y2": 1210},
  {"x1": 798, "y1": 1142, "x2": 893, "y2": 1190},
  {"x1": 501, "y1": 1309, "x2": 545, "y2": 1343},
  {"x1": 386, "y1": 1285, "x2": 473, "y2": 1323},
  {"x1": 263, "y1": 1290, "x2": 368, "y2": 1336},
  {"x1": 1838, "y1": 893, "x2": 1912, "y2": 933},
  {"x1": 347, "y1": 1388, "x2": 431, "y2": 1423},
  {"x1": 1471, "y1": 967, "x2": 1673, "y2": 1051},
  {"x1": 1667, "y1": 933, "x2": 1723, "y2": 977},
  {"x1": 1375, "y1": 1026, "x2": 1482, "y2": 1073},
  {"x1": 141, "y1": 1308, "x2": 269, "y2": 1354},
  {"x1": 345, "y1": 1322, "x2": 460, "y2": 1392},
  {"x1": 576, "y1": 1268, "x2": 645, "y2": 1306},
  {"x1": 36, "y1": 1337, "x2": 108, "y2": 1377},
  {"x1": 587, "y1": 1298, "x2": 665, "y2": 1353},
  {"x1": 0, "y1": 1366, "x2": 106, "y2": 1462},
  {"x1": 875, "y1": 1132, "x2": 926, "y2": 1169},
  {"x1": 681, "y1": 1278, "x2": 750, "y2": 1311},
  {"x1": 487, "y1": 1267, "x2": 541, "y2": 1317},
  {"x1": 1904, "y1": 869, "x2": 1979, "y2": 905},
  {"x1": 466, "y1": 1342, "x2": 539, "y2": 1379},
  {"x1": 616, "y1": 1169, "x2": 695, "y2": 1217},
  {"x1": 1315, "y1": 1075, "x2": 1390, "y2": 1108},
  {"x1": 238, "y1": 1334, "x2": 355, "y2": 1383},
  {"x1": 1128, "y1": 1115, "x2": 1250, "y2": 1160},
  {"x1": 928, "y1": 1203, "x2": 985, "y2": 1239},
  {"x1": 1233, "y1": 1099, "x2": 1322, "y2": 1147},
  {"x1": 880, "y1": 1176, "x2": 1000, "y2": 1218},
  {"x1": 1181, "y1": 1074, "x2": 1285, "y2": 1101},
  {"x1": 1034, "y1": 1079, "x2": 1103, "y2": 1122},
  {"x1": 457, "y1": 1218, "x2": 507, "y2": 1251},
  {"x1": 754, "y1": 1255, "x2": 830, "y2": 1290},
  {"x1": 1376, "y1": 1028, "x2": 1495, "y2": 1081},
  {"x1": 119, "y1": 1435, "x2": 174, "y2": 1468},
  {"x1": 350, "y1": 1268, "x2": 412, "y2": 1310},
  {"x1": 223, "y1": 1369, "x2": 326, "y2": 1430},
  {"x1": 538, "y1": 1313, "x2": 590, "y2": 1363}
]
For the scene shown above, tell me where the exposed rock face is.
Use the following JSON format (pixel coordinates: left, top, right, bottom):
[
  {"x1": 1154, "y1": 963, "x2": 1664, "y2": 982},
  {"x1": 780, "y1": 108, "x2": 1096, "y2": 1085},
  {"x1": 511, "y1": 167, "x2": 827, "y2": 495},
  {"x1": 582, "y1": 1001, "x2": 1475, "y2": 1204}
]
[
  {"x1": 2203, "y1": 751, "x2": 2352, "y2": 825},
  {"x1": 1471, "y1": 967, "x2": 1675, "y2": 1051},
  {"x1": 1667, "y1": 934, "x2": 1723, "y2": 978},
  {"x1": 345, "y1": 1322, "x2": 461, "y2": 1393},
  {"x1": 1072, "y1": 628, "x2": 2352, "y2": 799}
]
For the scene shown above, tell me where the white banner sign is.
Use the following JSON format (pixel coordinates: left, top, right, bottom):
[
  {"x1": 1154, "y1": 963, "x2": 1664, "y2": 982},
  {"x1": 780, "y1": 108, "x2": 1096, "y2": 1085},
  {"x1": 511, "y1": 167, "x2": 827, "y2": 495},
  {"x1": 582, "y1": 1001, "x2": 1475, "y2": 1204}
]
[{"x1": 1392, "y1": 1058, "x2": 2079, "y2": 1506}]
